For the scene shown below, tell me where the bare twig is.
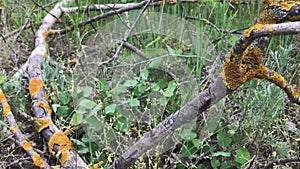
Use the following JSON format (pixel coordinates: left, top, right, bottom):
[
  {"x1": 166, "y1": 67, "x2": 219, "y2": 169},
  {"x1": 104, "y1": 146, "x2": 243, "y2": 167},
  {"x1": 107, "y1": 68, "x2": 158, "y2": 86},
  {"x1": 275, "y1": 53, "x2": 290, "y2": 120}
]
[
  {"x1": 98, "y1": 0, "x2": 151, "y2": 66},
  {"x1": 121, "y1": 41, "x2": 146, "y2": 58},
  {"x1": 263, "y1": 157, "x2": 300, "y2": 169}
]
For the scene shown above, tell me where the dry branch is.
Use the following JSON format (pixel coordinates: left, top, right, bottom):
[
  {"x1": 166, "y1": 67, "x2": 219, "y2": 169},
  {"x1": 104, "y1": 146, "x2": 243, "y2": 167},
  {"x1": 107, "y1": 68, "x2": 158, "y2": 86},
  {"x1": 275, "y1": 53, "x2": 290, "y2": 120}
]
[
  {"x1": 98, "y1": 0, "x2": 151, "y2": 66},
  {"x1": 25, "y1": 0, "x2": 88, "y2": 168},
  {"x1": 0, "y1": 89, "x2": 50, "y2": 169}
]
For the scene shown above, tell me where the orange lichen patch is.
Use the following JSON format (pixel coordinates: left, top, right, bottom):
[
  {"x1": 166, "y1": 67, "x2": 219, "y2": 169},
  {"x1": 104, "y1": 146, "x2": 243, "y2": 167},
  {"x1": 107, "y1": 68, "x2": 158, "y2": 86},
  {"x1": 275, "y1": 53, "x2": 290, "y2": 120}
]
[
  {"x1": 9, "y1": 127, "x2": 15, "y2": 134},
  {"x1": 0, "y1": 92, "x2": 7, "y2": 102},
  {"x1": 268, "y1": 27, "x2": 274, "y2": 34},
  {"x1": 32, "y1": 152, "x2": 45, "y2": 168},
  {"x1": 29, "y1": 78, "x2": 45, "y2": 97},
  {"x1": 48, "y1": 29, "x2": 55, "y2": 35},
  {"x1": 89, "y1": 161, "x2": 104, "y2": 169},
  {"x1": 64, "y1": 126, "x2": 79, "y2": 136},
  {"x1": 60, "y1": 151, "x2": 70, "y2": 165},
  {"x1": 222, "y1": 57, "x2": 248, "y2": 90},
  {"x1": 3, "y1": 103, "x2": 11, "y2": 117},
  {"x1": 36, "y1": 100, "x2": 52, "y2": 116},
  {"x1": 21, "y1": 140, "x2": 33, "y2": 151},
  {"x1": 243, "y1": 46, "x2": 264, "y2": 65},
  {"x1": 41, "y1": 31, "x2": 48, "y2": 38},
  {"x1": 35, "y1": 118, "x2": 52, "y2": 132},
  {"x1": 244, "y1": 24, "x2": 267, "y2": 38},
  {"x1": 258, "y1": 8, "x2": 276, "y2": 24},
  {"x1": 48, "y1": 132, "x2": 74, "y2": 165},
  {"x1": 223, "y1": 45, "x2": 265, "y2": 90},
  {"x1": 255, "y1": 66, "x2": 287, "y2": 88},
  {"x1": 290, "y1": 86, "x2": 299, "y2": 99},
  {"x1": 275, "y1": 1, "x2": 300, "y2": 11}
]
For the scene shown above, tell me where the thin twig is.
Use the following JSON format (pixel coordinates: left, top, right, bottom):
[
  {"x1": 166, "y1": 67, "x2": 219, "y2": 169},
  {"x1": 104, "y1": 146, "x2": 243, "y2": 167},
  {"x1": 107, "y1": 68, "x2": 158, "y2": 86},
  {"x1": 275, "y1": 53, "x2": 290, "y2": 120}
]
[
  {"x1": 263, "y1": 157, "x2": 300, "y2": 169},
  {"x1": 98, "y1": 0, "x2": 152, "y2": 67}
]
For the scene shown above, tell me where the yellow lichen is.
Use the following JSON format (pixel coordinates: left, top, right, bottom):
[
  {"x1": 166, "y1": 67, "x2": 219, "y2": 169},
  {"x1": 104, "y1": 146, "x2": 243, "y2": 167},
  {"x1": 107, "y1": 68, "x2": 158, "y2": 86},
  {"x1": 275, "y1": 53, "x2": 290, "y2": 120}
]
[
  {"x1": 48, "y1": 132, "x2": 74, "y2": 165},
  {"x1": 60, "y1": 151, "x2": 70, "y2": 166},
  {"x1": 290, "y1": 86, "x2": 299, "y2": 99},
  {"x1": 41, "y1": 31, "x2": 48, "y2": 38},
  {"x1": 37, "y1": 101, "x2": 52, "y2": 116},
  {"x1": 35, "y1": 118, "x2": 52, "y2": 132},
  {"x1": 244, "y1": 24, "x2": 267, "y2": 38},
  {"x1": 89, "y1": 161, "x2": 104, "y2": 169},
  {"x1": 223, "y1": 46, "x2": 264, "y2": 90},
  {"x1": 9, "y1": 127, "x2": 15, "y2": 134},
  {"x1": 48, "y1": 29, "x2": 55, "y2": 35},
  {"x1": 268, "y1": 27, "x2": 274, "y2": 34},
  {"x1": 276, "y1": 1, "x2": 300, "y2": 11},
  {"x1": 64, "y1": 126, "x2": 79, "y2": 136},
  {"x1": 3, "y1": 103, "x2": 11, "y2": 117},
  {"x1": 21, "y1": 140, "x2": 33, "y2": 151},
  {"x1": 0, "y1": 92, "x2": 6, "y2": 102},
  {"x1": 255, "y1": 66, "x2": 287, "y2": 88},
  {"x1": 32, "y1": 152, "x2": 45, "y2": 168},
  {"x1": 29, "y1": 78, "x2": 45, "y2": 97}
]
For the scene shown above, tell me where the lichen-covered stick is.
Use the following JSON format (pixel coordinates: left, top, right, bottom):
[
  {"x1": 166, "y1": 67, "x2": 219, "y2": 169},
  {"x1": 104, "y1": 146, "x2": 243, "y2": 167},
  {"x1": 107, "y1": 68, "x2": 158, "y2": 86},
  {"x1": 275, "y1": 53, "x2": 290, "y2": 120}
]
[
  {"x1": 222, "y1": 0, "x2": 300, "y2": 105},
  {"x1": 0, "y1": 89, "x2": 50, "y2": 169},
  {"x1": 25, "y1": 1, "x2": 88, "y2": 168}
]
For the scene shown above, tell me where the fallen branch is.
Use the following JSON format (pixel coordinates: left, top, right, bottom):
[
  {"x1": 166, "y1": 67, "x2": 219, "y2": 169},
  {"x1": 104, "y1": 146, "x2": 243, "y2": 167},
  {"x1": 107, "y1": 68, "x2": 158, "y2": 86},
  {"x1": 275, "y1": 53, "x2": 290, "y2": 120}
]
[
  {"x1": 0, "y1": 89, "x2": 50, "y2": 169},
  {"x1": 25, "y1": 0, "x2": 88, "y2": 168},
  {"x1": 263, "y1": 157, "x2": 300, "y2": 169},
  {"x1": 98, "y1": 0, "x2": 151, "y2": 66}
]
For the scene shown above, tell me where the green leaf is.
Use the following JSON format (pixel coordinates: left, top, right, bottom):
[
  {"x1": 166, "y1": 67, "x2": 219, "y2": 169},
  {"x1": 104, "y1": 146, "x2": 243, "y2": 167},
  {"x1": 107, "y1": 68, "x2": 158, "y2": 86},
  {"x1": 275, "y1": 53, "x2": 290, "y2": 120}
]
[
  {"x1": 235, "y1": 147, "x2": 251, "y2": 165},
  {"x1": 140, "y1": 69, "x2": 149, "y2": 80},
  {"x1": 86, "y1": 116, "x2": 103, "y2": 132},
  {"x1": 210, "y1": 159, "x2": 220, "y2": 168},
  {"x1": 124, "y1": 79, "x2": 139, "y2": 87},
  {"x1": 79, "y1": 99, "x2": 97, "y2": 109},
  {"x1": 113, "y1": 116, "x2": 130, "y2": 132},
  {"x1": 71, "y1": 113, "x2": 83, "y2": 125},
  {"x1": 105, "y1": 104, "x2": 116, "y2": 114},
  {"x1": 217, "y1": 131, "x2": 232, "y2": 148},
  {"x1": 129, "y1": 98, "x2": 140, "y2": 107},
  {"x1": 137, "y1": 83, "x2": 147, "y2": 94},
  {"x1": 90, "y1": 104, "x2": 102, "y2": 116},
  {"x1": 166, "y1": 45, "x2": 176, "y2": 55},
  {"x1": 71, "y1": 139, "x2": 89, "y2": 153},
  {"x1": 159, "y1": 96, "x2": 168, "y2": 106},
  {"x1": 51, "y1": 104, "x2": 60, "y2": 113},
  {"x1": 149, "y1": 58, "x2": 163, "y2": 69},
  {"x1": 0, "y1": 74, "x2": 7, "y2": 87},
  {"x1": 56, "y1": 106, "x2": 70, "y2": 118},
  {"x1": 151, "y1": 83, "x2": 160, "y2": 91},
  {"x1": 83, "y1": 86, "x2": 93, "y2": 97},
  {"x1": 221, "y1": 161, "x2": 232, "y2": 169},
  {"x1": 181, "y1": 140, "x2": 198, "y2": 157},
  {"x1": 179, "y1": 129, "x2": 197, "y2": 140},
  {"x1": 97, "y1": 78, "x2": 109, "y2": 91},
  {"x1": 58, "y1": 92, "x2": 71, "y2": 105},
  {"x1": 212, "y1": 151, "x2": 231, "y2": 157},
  {"x1": 197, "y1": 164, "x2": 205, "y2": 169},
  {"x1": 163, "y1": 81, "x2": 177, "y2": 97}
]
